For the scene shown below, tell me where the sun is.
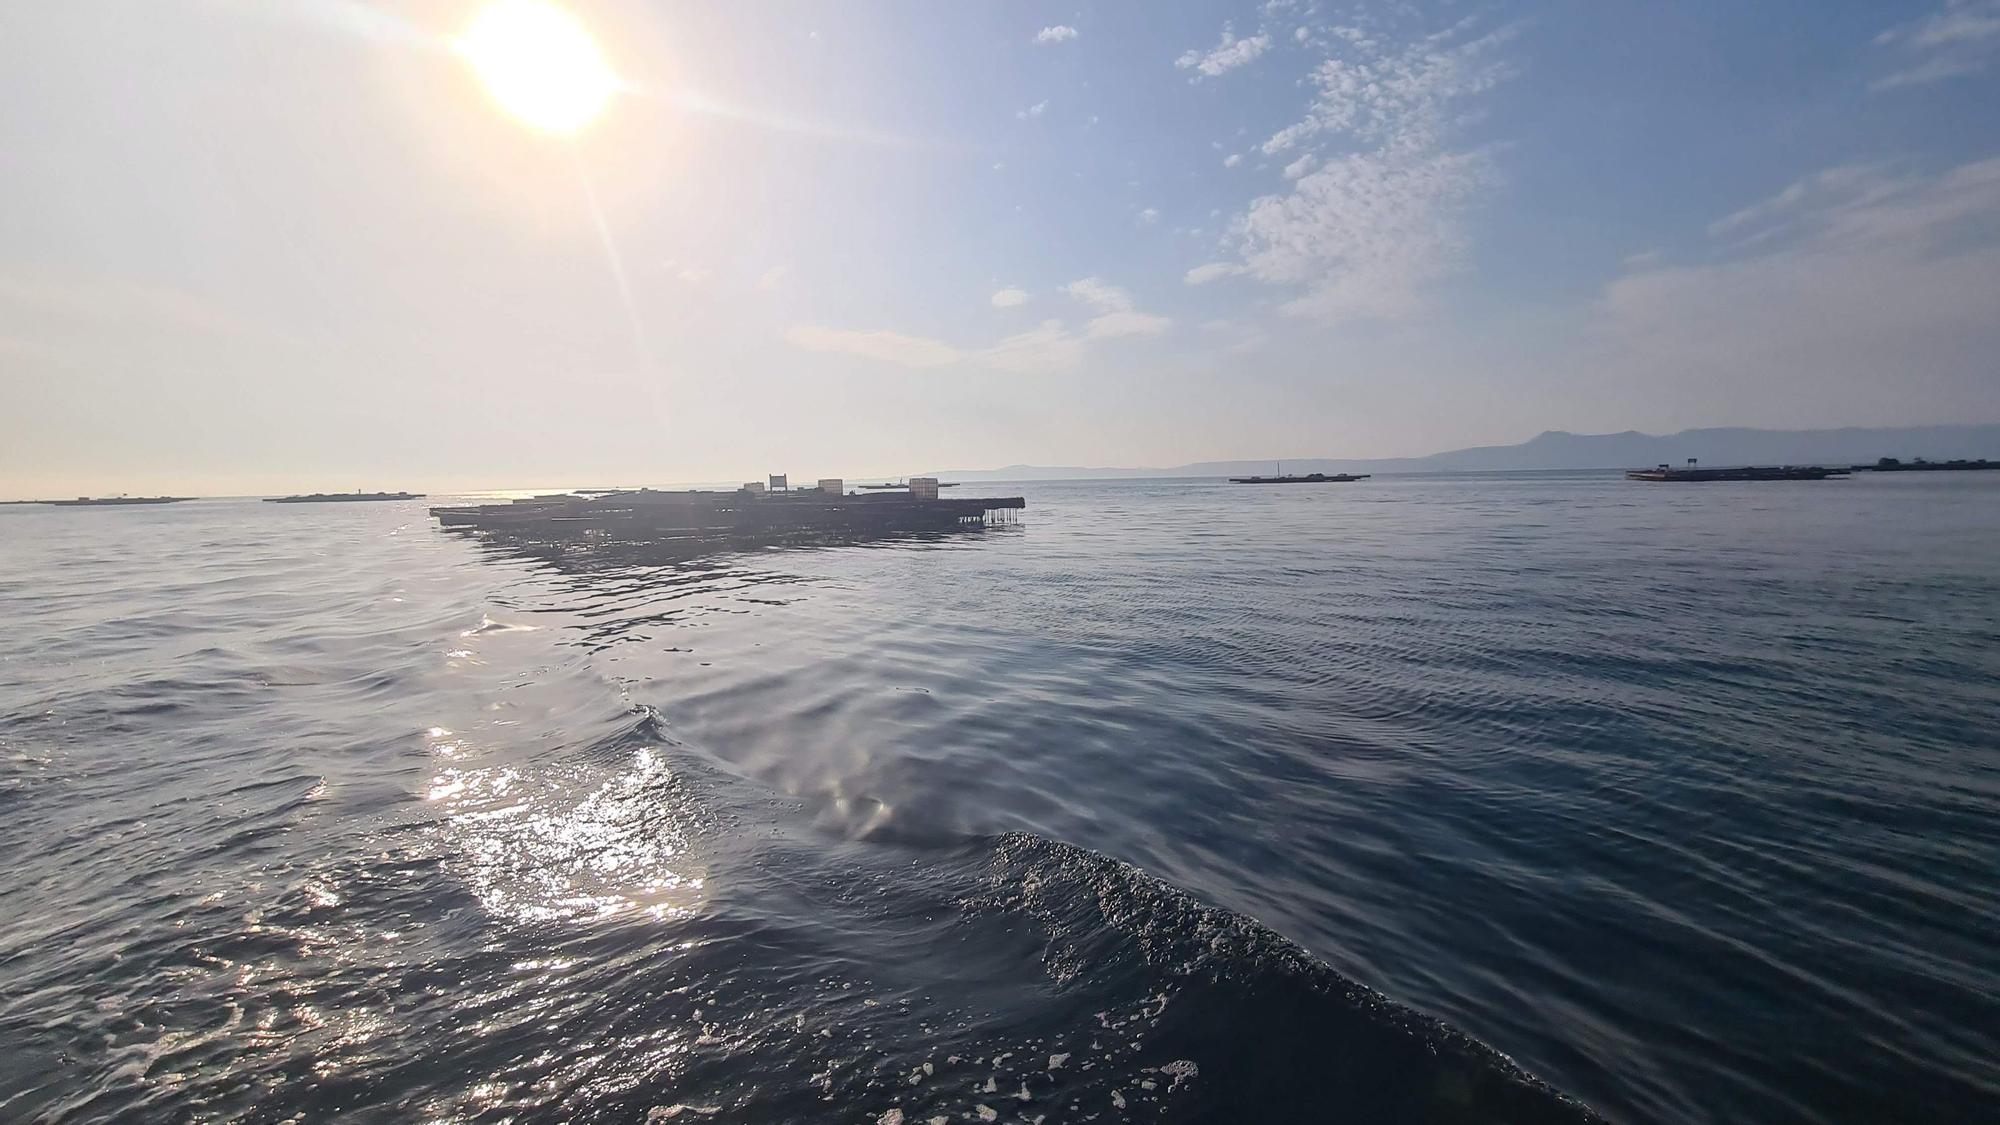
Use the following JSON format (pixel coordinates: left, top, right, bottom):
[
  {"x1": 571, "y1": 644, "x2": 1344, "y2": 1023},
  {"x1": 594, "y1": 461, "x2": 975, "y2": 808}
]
[{"x1": 458, "y1": 1, "x2": 616, "y2": 134}]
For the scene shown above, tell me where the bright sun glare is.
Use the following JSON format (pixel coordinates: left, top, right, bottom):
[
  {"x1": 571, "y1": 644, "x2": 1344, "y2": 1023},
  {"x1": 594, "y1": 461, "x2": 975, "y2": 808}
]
[{"x1": 458, "y1": 0, "x2": 615, "y2": 134}]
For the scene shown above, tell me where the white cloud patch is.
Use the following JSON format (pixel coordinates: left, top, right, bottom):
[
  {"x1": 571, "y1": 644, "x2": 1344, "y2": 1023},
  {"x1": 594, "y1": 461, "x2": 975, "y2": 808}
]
[
  {"x1": 990, "y1": 287, "x2": 1030, "y2": 308},
  {"x1": 1061, "y1": 277, "x2": 1172, "y2": 339},
  {"x1": 1184, "y1": 262, "x2": 1244, "y2": 285},
  {"x1": 983, "y1": 319, "x2": 1085, "y2": 373},
  {"x1": 1223, "y1": 153, "x2": 1243, "y2": 168},
  {"x1": 1200, "y1": 16, "x2": 1514, "y2": 323},
  {"x1": 1137, "y1": 207, "x2": 1161, "y2": 226},
  {"x1": 1061, "y1": 277, "x2": 1135, "y2": 313},
  {"x1": 1595, "y1": 158, "x2": 2000, "y2": 414},
  {"x1": 755, "y1": 264, "x2": 792, "y2": 291},
  {"x1": 1035, "y1": 25, "x2": 1079, "y2": 45},
  {"x1": 1017, "y1": 100, "x2": 1049, "y2": 120},
  {"x1": 1084, "y1": 311, "x2": 1173, "y2": 339},
  {"x1": 1872, "y1": 1, "x2": 2000, "y2": 89},
  {"x1": 1176, "y1": 29, "x2": 1272, "y2": 79}
]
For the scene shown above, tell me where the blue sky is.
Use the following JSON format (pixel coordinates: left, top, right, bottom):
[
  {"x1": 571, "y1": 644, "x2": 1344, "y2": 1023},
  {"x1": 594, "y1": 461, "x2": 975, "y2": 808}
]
[{"x1": 2, "y1": 0, "x2": 1998, "y2": 494}]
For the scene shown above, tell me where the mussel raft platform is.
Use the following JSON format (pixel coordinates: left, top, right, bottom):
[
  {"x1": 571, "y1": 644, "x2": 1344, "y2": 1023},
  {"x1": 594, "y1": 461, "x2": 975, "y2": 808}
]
[
  {"x1": 430, "y1": 484, "x2": 1024, "y2": 541},
  {"x1": 1624, "y1": 465, "x2": 1848, "y2": 482}
]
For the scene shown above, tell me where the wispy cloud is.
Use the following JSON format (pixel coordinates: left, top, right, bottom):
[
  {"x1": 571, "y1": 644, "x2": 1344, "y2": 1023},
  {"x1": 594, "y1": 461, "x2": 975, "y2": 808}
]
[
  {"x1": 784, "y1": 325, "x2": 961, "y2": 368},
  {"x1": 1061, "y1": 277, "x2": 1136, "y2": 313},
  {"x1": 984, "y1": 319, "x2": 1086, "y2": 373},
  {"x1": 1034, "y1": 25, "x2": 1079, "y2": 45},
  {"x1": 1136, "y1": 207, "x2": 1161, "y2": 226},
  {"x1": 0, "y1": 274, "x2": 268, "y2": 344},
  {"x1": 789, "y1": 279, "x2": 1172, "y2": 373},
  {"x1": 222, "y1": 0, "x2": 445, "y2": 52},
  {"x1": 1083, "y1": 311, "x2": 1173, "y2": 339},
  {"x1": 0, "y1": 272, "x2": 304, "y2": 372},
  {"x1": 1017, "y1": 99, "x2": 1050, "y2": 120},
  {"x1": 1201, "y1": 317, "x2": 1271, "y2": 355},
  {"x1": 1597, "y1": 158, "x2": 2000, "y2": 409},
  {"x1": 1184, "y1": 262, "x2": 1244, "y2": 285},
  {"x1": 1175, "y1": 29, "x2": 1272, "y2": 79},
  {"x1": 1872, "y1": 1, "x2": 2000, "y2": 89},
  {"x1": 1061, "y1": 277, "x2": 1172, "y2": 339},
  {"x1": 756, "y1": 264, "x2": 792, "y2": 292},
  {"x1": 636, "y1": 88, "x2": 947, "y2": 151},
  {"x1": 1223, "y1": 153, "x2": 1243, "y2": 168},
  {"x1": 1705, "y1": 163, "x2": 1904, "y2": 243},
  {"x1": 1690, "y1": 160, "x2": 2000, "y2": 257},
  {"x1": 1198, "y1": 15, "x2": 1514, "y2": 324}
]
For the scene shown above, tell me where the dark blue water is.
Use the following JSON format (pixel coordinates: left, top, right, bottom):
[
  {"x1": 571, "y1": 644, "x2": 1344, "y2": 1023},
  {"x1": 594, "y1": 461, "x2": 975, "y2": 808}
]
[{"x1": 2, "y1": 473, "x2": 1996, "y2": 1123}]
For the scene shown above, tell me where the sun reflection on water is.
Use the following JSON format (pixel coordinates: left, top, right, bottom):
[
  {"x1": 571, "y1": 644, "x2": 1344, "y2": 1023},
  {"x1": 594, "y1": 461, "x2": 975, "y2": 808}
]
[{"x1": 423, "y1": 734, "x2": 707, "y2": 925}]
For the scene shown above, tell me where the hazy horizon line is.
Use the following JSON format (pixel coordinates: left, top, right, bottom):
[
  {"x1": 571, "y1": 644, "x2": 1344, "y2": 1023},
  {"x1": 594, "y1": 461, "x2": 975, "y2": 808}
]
[{"x1": 9, "y1": 420, "x2": 2000, "y2": 502}]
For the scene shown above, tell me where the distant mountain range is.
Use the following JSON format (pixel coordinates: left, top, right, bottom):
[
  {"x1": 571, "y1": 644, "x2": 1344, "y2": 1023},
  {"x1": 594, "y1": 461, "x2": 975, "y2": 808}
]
[{"x1": 928, "y1": 424, "x2": 2000, "y2": 481}]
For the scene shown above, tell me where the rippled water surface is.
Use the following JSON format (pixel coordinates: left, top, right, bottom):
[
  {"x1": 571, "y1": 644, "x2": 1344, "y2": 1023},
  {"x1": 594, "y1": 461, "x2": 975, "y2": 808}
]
[{"x1": 2, "y1": 474, "x2": 1996, "y2": 1124}]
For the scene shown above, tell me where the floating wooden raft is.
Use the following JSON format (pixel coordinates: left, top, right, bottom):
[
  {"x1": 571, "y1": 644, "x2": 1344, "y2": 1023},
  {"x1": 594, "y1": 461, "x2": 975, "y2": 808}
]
[
  {"x1": 430, "y1": 487, "x2": 1024, "y2": 540},
  {"x1": 1227, "y1": 473, "x2": 1371, "y2": 484},
  {"x1": 1851, "y1": 457, "x2": 2000, "y2": 472},
  {"x1": 1624, "y1": 465, "x2": 1848, "y2": 482},
  {"x1": 265, "y1": 491, "x2": 425, "y2": 503},
  {"x1": 38, "y1": 496, "x2": 193, "y2": 506}
]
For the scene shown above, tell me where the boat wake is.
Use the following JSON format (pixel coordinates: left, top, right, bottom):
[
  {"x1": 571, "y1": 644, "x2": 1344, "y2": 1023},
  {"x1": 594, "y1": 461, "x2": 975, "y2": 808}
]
[{"x1": 384, "y1": 705, "x2": 1608, "y2": 1123}]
